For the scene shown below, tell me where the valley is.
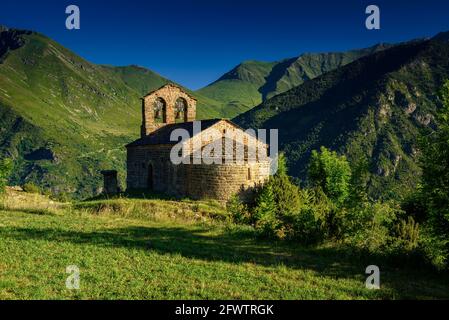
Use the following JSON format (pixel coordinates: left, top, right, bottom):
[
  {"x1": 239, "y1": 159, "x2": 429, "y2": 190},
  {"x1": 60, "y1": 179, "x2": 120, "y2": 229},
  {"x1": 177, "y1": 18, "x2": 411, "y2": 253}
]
[{"x1": 0, "y1": 25, "x2": 448, "y2": 200}]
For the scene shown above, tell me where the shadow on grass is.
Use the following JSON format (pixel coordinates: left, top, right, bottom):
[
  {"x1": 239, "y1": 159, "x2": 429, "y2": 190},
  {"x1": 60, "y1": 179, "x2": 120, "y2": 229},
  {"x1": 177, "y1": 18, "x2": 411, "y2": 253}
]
[
  {"x1": 83, "y1": 189, "x2": 177, "y2": 202},
  {"x1": 0, "y1": 206, "x2": 57, "y2": 216},
  {"x1": 1, "y1": 224, "x2": 449, "y2": 299}
]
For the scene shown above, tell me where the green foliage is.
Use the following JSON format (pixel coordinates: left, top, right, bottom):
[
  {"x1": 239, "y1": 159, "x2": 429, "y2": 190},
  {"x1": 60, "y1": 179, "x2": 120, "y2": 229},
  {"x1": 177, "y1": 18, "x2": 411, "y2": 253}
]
[
  {"x1": 253, "y1": 182, "x2": 281, "y2": 238},
  {"x1": 394, "y1": 216, "x2": 420, "y2": 251},
  {"x1": 289, "y1": 188, "x2": 332, "y2": 244},
  {"x1": 308, "y1": 147, "x2": 352, "y2": 205},
  {"x1": 0, "y1": 158, "x2": 13, "y2": 194},
  {"x1": 419, "y1": 228, "x2": 449, "y2": 271},
  {"x1": 226, "y1": 195, "x2": 250, "y2": 224},
  {"x1": 418, "y1": 80, "x2": 449, "y2": 268},
  {"x1": 275, "y1": 152, "x2": 288, "y2": 176},
  {"x1": 420, "y1": 81, "x2": 449, "y2": 229},
  {"x1": 339, "y1": 201, "x2": 402, "y2": 253},
  {"x1": 270, "y1": 175, "x2": 301, "y2": 217},
  {"x1": 22, "y1": 182, "x2": 41, "y2": 194},
  {"x1": 250, "y1": 155, "x2": 302, "y2": 239}
]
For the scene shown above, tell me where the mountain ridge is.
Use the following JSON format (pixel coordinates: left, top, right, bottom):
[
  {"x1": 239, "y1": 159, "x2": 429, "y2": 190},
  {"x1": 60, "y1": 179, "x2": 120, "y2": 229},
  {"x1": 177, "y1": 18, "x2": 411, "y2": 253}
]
[
  {"x1": 234, "y1": 38, "x2": 449, "y2": 199},
  {"x1": 197, "y1": 43, "x2": 393, "y2": 113},
  {"x1": 0, "y1": 27, "x2": 227, "y2": 198}
]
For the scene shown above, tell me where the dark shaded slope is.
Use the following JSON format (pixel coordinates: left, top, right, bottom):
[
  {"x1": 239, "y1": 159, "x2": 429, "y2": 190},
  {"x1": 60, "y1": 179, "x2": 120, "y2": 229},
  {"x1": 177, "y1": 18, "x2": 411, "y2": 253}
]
[{"x1": 235, "y1": 40, "x2": 449, "y2": 199}]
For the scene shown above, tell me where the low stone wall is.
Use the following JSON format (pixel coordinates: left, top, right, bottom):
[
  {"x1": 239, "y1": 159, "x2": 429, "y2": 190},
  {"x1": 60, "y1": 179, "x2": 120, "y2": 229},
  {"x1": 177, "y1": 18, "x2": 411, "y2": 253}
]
[
  {"x1": 126, "y1": 144, "x2": 270, "y2": 201},
  {"x1": 184, "y1": 162, "x2": 270, "y2": 201}
]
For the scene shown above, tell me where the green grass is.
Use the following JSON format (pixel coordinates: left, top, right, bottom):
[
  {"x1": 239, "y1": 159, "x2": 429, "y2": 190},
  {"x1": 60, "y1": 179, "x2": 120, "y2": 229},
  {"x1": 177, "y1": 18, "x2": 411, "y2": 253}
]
[{"x1": 1, "y1": 194, "x2": 448, "y2": 299}]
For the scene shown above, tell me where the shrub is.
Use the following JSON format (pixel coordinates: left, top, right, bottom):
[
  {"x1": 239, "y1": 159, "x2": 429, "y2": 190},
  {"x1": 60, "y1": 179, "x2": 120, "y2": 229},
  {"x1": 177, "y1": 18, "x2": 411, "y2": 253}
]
[
  {"x1": 252, "y1": 182, "x2": 284, "y2": 238},
  {"x1": 53, "y1": 192, "x2": 72, "y2": 203},
  {"x1": 340, "y1": 201, "x2": 401, "y2": 253},
  {"x1": 269, "y1": 174, "x2": 301, "y2": 219},
  {"x1": 0, "y1": 158, "x2": 12, "y2": 195},
  {"x1": 419, "y1": 229, "x2": 448, "y2": 271},
  {"x1": 251, "y1": 153, "x2": 301, "y2": 239},
  {"x1": 308, "y1": 147, "x2": 352, "y2": 205},
  {"x1": 227, "y1": 195, "x2": 251, "y2": 224},
  {"x1": 418, "y1": 80, "x2": 449, "y2": 269},
  {"x1": 401, "y1": 190, "x2": 428, "y2": 223},
  {"x1": 22, "y1": 182, "x2": 41, "y2": 194},
  {"x1": 290, "y1": 188, "x2": 332, "y2": 244},
  {"x1": 393, "y1": 216, "x2": 420, "y2": 252}
]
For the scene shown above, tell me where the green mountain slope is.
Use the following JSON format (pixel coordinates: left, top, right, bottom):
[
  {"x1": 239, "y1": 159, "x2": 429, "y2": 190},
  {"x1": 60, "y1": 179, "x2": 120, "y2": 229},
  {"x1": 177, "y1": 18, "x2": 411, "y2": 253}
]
[
  {"x1": 234, "y1": 39, "x2": 449, "y2": 199},
  {"x1": 198, "y1": 44, "x2": 391, "y2": 115},
  {"x1": 0, "y1": 27, "x2": 224, "y2": 198},
  {"x1": 99, "y1": 64, "x2": 227, "y2": 119}
]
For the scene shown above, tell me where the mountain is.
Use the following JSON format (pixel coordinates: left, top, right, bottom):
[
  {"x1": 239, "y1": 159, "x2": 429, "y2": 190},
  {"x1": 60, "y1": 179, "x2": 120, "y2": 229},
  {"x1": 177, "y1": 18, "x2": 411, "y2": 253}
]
[
  {"x1": 234, "y1": 38, "x2": 449, "y2": 199},
  {"x1": 433, "y1": 31, "x2": 449, "y2": 42},
  {"x1": 197, "y1": 44, "x2": 392, "y2": 115},
  {"x1": 99, "y1": 64, "x2": 231, "y2": 119},
  {"x1": 0, "y1": 27, "x2": 226, "y2": 198}
]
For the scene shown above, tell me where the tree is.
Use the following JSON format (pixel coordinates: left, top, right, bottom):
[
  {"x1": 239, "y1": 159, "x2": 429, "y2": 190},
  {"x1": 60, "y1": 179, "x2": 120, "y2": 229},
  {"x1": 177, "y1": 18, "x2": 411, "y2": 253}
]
[
  {"x1": 275, "y1": 152, "x2": 288, "y2": 177},
  {"x1": 252, "y1": 153, "x2": 300, "y2": 238},
  {"x1": 253, "y1": 182, "x2": 281, "y2": 237},
  {"x1": 269, "y1": 152, "x2": 301, "y2": 217},
  {"x1": 308, "y1": 147, "x2": 352, "y2": 205},
  {"x1": 420, "y1": 81, "x2": 449, "y2": 240},
  {"x1": 0, "y1": 158, "x2": 13, "y2": 194}
]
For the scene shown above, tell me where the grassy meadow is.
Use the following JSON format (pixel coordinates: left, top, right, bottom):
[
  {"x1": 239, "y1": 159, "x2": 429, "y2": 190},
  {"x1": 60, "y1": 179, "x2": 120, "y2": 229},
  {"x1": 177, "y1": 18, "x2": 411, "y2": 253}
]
[{"x1": 0, "y1": 189, "x2": 448, "y2": 300}]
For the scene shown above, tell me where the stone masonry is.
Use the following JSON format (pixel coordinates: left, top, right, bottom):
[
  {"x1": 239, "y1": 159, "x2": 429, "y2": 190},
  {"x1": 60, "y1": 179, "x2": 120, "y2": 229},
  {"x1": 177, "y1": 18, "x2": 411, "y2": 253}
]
[
  {"x1": 124, "y1": 84, "x2": 271, "y2": 202},
  {"x1": 141, "y1": 83, "x2": 197, "y2": 138}
]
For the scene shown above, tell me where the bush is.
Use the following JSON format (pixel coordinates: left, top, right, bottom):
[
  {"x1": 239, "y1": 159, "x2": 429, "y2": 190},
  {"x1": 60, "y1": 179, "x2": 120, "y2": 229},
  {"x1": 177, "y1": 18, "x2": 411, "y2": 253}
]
[
  {"x1": 22, "y1": 182, "x2": 41, "y2": 194},
  {"x1": 290, "y1": 188, "x2": 332, "y2": 244},
  {"x1": 250, "y1": 154, "x2": 301, "y2": 239},
  {"x1": 269, "y1": 174, "x2": 301, "y2": 219},
  {"x1": 53, "y1": 192, "x2": 72, "y2": 203},
  {"x1": 252, "y1": 182, "x2": 285, "y2": 238},
  {"x1": 401, "y1": 190, "x2": 428, "y2": 223},
  {"x1": 419, "y1": 229, "x2": 448, "y2": 271},
  {"x1": 339, "y1": 201, "x2": 401, "y2": 253},
  {"x1": 308, "y1": 147, "x2": 352, "y2": 205},
  {"x1": 0, "y1": 158, "x2": 12, "y2": 195},
  {"x1": 417, "y1": 80, "x2": 449, "y2": 269},
  {"x1": 227, "y1": 195, "x2": 251, "y2": 224}
]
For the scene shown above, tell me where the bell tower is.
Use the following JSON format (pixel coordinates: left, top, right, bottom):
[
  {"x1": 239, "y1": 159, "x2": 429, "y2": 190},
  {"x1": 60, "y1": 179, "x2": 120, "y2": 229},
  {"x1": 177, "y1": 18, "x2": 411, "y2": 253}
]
[{"x1": 141, "y1": 84, "x2": 197, "y2": 138}]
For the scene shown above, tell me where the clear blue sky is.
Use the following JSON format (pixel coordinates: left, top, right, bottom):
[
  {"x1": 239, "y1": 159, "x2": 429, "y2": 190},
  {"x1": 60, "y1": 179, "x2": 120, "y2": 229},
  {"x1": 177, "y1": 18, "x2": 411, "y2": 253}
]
[{"x1": 1, "y1": 0, "x2": 448, "y2": 89}]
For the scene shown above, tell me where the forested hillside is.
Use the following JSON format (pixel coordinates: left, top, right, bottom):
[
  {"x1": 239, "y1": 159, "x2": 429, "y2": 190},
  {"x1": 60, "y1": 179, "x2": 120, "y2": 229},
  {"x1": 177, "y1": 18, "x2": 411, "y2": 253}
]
[{"x1": 235, "y1": 39, "x2": 449, "y2": 199}]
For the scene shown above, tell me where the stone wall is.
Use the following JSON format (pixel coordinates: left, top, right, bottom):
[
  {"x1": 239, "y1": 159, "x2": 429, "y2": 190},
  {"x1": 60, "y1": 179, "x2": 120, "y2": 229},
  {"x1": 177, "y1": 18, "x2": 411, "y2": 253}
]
[
  {"x1": 184, "y1": 161, "x2": 271, "y2": 201},
  {"x1": 101, "y1": 170, "x2": 119, "y2": 195},
  {"x1": 142, "y1": 84, "x2": 197, "y2": 137},
  {"x1": 126, "y1": 144, "x2": 271, "y2": 201}
]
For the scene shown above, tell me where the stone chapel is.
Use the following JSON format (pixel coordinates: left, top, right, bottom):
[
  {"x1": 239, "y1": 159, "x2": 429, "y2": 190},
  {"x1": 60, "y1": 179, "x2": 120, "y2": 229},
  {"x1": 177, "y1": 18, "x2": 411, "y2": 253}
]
[{"x1": 123, "y1": 83, "x2": 271, "y2": 201}]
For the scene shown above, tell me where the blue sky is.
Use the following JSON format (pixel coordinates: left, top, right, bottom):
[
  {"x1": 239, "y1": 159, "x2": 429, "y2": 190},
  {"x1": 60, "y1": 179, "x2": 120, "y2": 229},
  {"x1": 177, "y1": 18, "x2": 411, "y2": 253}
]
[{"x1": 1, "y1": 0, "x2": 449, "y2": 89}]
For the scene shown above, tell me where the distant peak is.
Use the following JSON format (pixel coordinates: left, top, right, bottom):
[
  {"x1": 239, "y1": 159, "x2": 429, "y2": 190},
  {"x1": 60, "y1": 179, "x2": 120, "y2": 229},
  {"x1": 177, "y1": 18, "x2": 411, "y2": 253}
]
[
  {"x1": 0, "y1": 25, "x2": 34, "y2": 35},
  {"x1": 433, "y1": 31, "x2": 449, "y2": 42}
]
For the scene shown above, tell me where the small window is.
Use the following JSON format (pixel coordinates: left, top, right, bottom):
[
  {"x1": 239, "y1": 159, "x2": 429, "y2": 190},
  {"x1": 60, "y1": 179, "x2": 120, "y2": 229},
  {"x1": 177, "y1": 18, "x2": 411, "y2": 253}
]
[
  {"x1": 247, "y1": 168, "x2": 252, "y2": 180},
  {"x1": 154, "y1": 98, "x2": 166, "y2": 123},
  {"x1": 175, "y1": 98, "x2": 188, "y2": 123}
]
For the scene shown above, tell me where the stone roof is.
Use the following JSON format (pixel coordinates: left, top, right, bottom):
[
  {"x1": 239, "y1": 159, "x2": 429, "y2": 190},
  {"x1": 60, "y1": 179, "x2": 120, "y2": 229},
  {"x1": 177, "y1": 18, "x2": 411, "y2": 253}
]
[
  {"x1": 143, "y1": 83, "x2": 198, "y2": 101},
  {"x1": 126, "y1": 119, "x2": 223, "y2": 147}
]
